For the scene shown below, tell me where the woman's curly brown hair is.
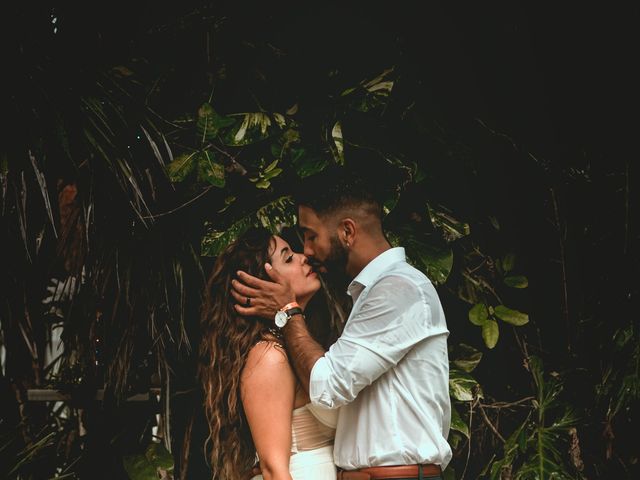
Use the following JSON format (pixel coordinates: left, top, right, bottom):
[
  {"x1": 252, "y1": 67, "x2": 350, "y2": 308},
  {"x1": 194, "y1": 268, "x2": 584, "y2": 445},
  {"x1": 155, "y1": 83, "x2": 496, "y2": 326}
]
[{"x1": 198, "y1": 227, "x2": 276, "y2": 480}]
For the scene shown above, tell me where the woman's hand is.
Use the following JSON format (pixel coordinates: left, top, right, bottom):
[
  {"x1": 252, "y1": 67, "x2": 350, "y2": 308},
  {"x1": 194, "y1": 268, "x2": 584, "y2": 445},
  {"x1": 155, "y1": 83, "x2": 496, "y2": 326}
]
[{"x1": 231, "y1": 263, "x2": 297, "y2": 320}]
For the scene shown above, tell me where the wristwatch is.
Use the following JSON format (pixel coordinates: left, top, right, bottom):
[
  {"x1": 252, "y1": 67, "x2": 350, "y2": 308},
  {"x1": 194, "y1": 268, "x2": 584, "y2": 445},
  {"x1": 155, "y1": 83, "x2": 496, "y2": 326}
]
[{"x1": 274, "y1": 302, "x2": 303, "y2": 328}]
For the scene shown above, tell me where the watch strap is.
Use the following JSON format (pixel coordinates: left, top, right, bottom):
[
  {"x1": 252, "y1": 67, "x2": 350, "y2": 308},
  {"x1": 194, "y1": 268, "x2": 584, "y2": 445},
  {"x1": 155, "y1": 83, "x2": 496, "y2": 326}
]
[
  {"x1": 279, "y1": 301, "x2": 300, "y2": 312},
  {"x1": 284, "y1": 307, "x2": 303, "y2": 319}
]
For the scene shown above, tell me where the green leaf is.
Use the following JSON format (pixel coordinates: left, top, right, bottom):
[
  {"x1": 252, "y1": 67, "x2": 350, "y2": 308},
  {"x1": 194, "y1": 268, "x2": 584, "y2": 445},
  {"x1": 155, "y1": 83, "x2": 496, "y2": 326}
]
[
  {"x1": 494, "y1": 305, "x2": 529, "y2": 326},
  {"x1": 262, "y1": 167, "x2": 283, "y2": 181},
  {"x1": 292, "y1": 150, "x2": 328, "y2": 178},
  {"x1": 451, "y1": 343, "x2": 483, "y2": 372},
  {"x1": 504, "y1": 275, "x2": 528, "y2": 288},
  {"x1": 450, "y1": 405, "x2": 470, "y2": 438},
  {"x1": 225, "y1": 112, "x2": 280, "y2": 146},
  {"x1": 449, "y1": 369, "x2": 480, "y2": 402},
  {"x1": 410, "y1": 242, "x2": 454, "y2": 285},
  {"x1": 166, "y1": 153, "x2": 197, "y2": 182},
  {"x1": 502, "y1": 253, "x2": 516, "y2": 272},
  {"x1": 201, "y1": 216, "x2": 253, "y2": 257},
  {"x1": 482, "y1": 319, "x2": 499, "y2": 349},
  {"x1": 197, "y1": 151, "x2": 225, "y2": 187},
  {"x1": 197, "y1": 103, "x2": 234, "y2": 143},
  {"x1": 340, "y1": 86, "x2": 358, "y2": 96},
  {"x1": 264, "y1": 158, "x2": 279, "y2": 173},
  {"x1": 469, "y1": 303, "x2": 489, "y2": 326},
  {"x1": 123, "y1": 443, "x2": 173, "y2": 480},
  {"x1": 255, "y1": 179, "x2": 271, "y2": 189},
  {"x1": 145, "y1": 442, "x2": 173, "y2": 470},
  {"x1": 255, "y1": 196, "x2": 296, "y2": 233}
]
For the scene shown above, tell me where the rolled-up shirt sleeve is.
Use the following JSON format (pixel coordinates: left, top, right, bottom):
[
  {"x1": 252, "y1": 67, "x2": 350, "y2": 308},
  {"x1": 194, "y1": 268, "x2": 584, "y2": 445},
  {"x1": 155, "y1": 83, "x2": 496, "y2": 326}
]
[{"x1": 310, "y1": 275, "x2": 435, "y2": 408}]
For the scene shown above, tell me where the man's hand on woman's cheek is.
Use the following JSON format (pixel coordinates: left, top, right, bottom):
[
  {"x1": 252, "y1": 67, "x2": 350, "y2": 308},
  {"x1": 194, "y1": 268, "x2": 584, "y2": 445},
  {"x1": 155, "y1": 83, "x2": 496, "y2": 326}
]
[{"x1": 230, "y1": 265, "x2": 296, "y2": 321}]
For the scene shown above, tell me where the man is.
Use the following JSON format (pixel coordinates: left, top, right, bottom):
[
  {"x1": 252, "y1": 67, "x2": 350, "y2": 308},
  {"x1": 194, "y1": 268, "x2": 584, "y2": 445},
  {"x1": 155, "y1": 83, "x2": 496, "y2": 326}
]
[{"x1": 232, "y1": 175, "x2": 452, "y2": 479}]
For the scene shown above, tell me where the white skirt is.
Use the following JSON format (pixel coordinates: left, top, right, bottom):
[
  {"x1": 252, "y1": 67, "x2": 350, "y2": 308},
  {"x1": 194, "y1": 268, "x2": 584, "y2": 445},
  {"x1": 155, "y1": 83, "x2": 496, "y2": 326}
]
[{"x1": 251, "y1": 445, "x2": 336, "y2": 480}]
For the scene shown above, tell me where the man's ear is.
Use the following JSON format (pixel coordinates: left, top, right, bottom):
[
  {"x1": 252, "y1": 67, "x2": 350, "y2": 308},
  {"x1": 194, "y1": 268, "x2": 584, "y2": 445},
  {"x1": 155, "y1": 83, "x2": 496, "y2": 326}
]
[{"x1": 340, "y1": 218, "x2": 357, "y2": 245}]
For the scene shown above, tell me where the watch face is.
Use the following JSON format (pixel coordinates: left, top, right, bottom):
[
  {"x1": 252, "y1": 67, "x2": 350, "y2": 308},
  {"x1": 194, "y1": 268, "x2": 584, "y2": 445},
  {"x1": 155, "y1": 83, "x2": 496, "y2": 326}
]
[{"x1": 275, "y1": 311, "x2": 288, "y2": 328}]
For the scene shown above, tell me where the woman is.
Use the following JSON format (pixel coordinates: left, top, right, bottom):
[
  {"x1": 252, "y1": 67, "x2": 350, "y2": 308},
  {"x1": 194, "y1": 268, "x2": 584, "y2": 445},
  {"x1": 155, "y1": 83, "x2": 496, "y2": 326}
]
[{"x1": 199, "y1": 227, "x2": 338, "y2": 480}]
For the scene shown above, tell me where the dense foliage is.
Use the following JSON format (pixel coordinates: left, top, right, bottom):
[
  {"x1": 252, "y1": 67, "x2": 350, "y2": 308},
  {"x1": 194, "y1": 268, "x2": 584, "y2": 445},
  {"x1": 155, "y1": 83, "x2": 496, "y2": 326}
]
[{"x1": 0, "y1": 2, "x2": 637, "y2": 479}]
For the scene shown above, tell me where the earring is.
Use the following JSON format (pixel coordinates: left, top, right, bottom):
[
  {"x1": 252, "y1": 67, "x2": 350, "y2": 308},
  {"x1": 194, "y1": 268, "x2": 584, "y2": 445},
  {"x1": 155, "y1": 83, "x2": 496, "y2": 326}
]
[{"x1": 346, "y1": 241, "x2": 350, "y2": 247}]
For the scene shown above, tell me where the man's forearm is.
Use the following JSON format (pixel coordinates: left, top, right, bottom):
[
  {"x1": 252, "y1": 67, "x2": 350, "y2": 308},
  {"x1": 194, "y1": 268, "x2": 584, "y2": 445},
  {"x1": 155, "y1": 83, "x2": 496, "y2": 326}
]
[{"x1": 283, "y1": 315, "x2": 325, "y2": 393}]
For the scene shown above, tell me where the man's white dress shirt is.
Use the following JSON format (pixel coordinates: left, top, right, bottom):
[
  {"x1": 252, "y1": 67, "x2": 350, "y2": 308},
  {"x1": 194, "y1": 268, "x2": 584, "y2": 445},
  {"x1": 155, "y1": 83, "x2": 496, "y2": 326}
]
[{"x1": 309, "y1": 247, "x2": 452, "y2": 470}]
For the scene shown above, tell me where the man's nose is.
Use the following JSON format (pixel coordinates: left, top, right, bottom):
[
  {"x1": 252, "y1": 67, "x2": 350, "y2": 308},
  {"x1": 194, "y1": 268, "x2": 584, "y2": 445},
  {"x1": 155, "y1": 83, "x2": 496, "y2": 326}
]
[{"x1": 303, "y1": 242, "x2": 314, "y2": 258}]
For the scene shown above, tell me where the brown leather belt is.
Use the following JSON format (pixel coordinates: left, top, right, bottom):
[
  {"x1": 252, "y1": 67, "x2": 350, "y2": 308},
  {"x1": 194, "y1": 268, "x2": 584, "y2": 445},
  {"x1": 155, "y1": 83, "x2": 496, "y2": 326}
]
[
  {"x1": 338, "y1": 464, "x2": 442, "y2": 480},
  {"x1": 248, "y1": 463, "x2": 442, "y2": 479}
]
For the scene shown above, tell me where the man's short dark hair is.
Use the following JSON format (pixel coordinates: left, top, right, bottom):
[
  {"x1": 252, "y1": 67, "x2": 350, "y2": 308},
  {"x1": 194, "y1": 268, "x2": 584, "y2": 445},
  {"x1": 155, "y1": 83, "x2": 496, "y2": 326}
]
[{"x1": 293, "y1": 168, "x2": 385, "y2": 220}]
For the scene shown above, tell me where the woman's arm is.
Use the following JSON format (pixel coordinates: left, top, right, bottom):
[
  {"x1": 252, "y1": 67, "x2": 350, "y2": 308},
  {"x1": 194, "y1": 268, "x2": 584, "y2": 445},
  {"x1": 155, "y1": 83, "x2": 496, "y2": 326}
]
[{"x1": 241, "y1": 342, "x2": 295, "y2": 480}]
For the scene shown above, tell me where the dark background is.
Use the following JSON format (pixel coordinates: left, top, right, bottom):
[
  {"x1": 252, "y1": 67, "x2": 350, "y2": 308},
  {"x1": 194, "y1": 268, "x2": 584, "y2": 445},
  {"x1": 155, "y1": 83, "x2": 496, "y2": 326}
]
[{"x1": 3, "y1": 1, "x2": 638, "y2": 478}]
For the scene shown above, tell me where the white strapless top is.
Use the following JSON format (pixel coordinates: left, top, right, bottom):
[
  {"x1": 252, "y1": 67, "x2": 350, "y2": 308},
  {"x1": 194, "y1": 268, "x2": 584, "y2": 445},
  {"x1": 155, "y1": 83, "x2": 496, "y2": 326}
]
[{"x1": 290, "y1": 403, "x2": 338, "y2": 454}]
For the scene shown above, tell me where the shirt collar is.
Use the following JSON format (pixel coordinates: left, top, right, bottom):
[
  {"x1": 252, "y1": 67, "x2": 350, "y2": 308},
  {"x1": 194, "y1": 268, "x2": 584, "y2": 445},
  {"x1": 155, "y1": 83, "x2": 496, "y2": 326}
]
[{"x1": 347, "y1": 247, "x2": 406, "y2": 297}]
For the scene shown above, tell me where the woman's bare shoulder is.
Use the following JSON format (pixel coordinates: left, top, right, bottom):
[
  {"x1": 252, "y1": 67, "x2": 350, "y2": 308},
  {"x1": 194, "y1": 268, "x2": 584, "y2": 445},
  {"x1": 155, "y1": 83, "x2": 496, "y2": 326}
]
[{"x1": 243, "y1": 338, "x2": 290, "y2": 377}]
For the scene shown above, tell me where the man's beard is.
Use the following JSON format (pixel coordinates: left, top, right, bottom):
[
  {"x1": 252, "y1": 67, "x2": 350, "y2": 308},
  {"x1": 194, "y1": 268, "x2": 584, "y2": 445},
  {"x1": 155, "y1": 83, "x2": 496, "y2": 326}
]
[{"x1": 320, "y1": 235, "x2": 350, "y2": 289}]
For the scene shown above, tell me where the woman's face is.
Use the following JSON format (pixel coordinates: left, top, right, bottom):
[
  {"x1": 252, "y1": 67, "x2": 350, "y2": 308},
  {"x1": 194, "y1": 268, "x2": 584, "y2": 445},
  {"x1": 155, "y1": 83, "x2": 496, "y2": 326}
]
[{"x1": 269, "y1": 235, "x2": 321, "y2": 305}]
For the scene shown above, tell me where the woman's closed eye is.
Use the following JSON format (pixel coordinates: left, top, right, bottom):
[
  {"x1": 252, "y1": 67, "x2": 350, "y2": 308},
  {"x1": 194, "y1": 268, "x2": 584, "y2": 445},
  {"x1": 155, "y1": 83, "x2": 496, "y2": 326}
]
[{"x1": 285, "y1": 254, "x2": 294, "y2": 263}]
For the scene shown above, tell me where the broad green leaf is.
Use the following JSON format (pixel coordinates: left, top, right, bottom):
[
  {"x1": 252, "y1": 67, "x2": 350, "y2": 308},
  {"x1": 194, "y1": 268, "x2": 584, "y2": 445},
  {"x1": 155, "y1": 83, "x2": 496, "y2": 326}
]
[
  {"x1": 331, "y1": 121, "x2": 344, "y2": 165},
  {"x1": 226, "y1": 112, "x2": 280, "y2": 146},
  {"x1": 504, "y1": 275, "x2": 528, "y2": 288},
  {"x1": 447, "y1": 431, "x2": 463, "y2": 451},
  {"x1": 255, "y1": 179, "x2": 271, "y2": 189},
  {"x1": 145, "y1": 442, "x2": 173, "y2": 469},
  {"x1": 263, "y1": 167, "x2": 283, "y2": 180},
  {"x1": 264, "y1": 159, "x2": 279, "y2": 173},
  {"x1": 450, "y1": 405, "x2": 470, "y2": 438},
  {"x1": 482, "y1": 319, "x2": 499, "y2": 349},
  {"x1": 292, "y1": 150, "x2": 328, "y2": 178},
  {"x1": 197, "y1": 152, "x2": 225, "y2": 187},
  {"x1": 469, "y1": 303, "x2": 489, "y2": 326},
  {"x1": 256, "y1": 196, "x2": 296, "y2": 233},
  {"x1": 166, "y1": 153, "x2": 197, "y2": 182},
  {"x1": 407, "y1": 240, "x2": 453, "y2": 285},
  {"x1": 123, "y1": 443, "x2": 173, "y2": 480},
  {"x1": 197, "y1": 103, "x2": 234, "y2": 143},
  {"x1": 502, "y1": 253, "x2": 516, "y2": 272},
  {"x1": 201, "y1": 217, "x2": 253, "y2": 257},
  {"x1": 494, "y1": 305, "x2": 529, "y2": 326},
  {"x1": 449, "y1": 369, "x2": 480, "y2": 402},
  {"x1": 451, "y1": 343, "x2": 483, "y2": 372}
]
